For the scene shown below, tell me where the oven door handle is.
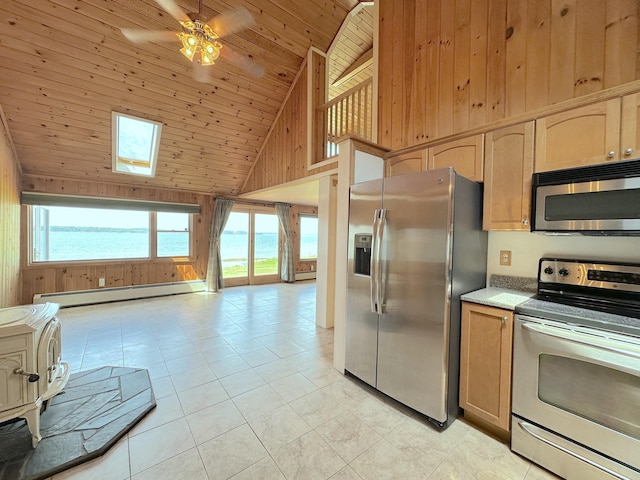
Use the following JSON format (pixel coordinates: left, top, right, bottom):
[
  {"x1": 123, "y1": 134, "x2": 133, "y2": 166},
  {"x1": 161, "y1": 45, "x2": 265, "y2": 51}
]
[
  {"x1": 522, "y1": 322, "x2": 640, "y2": 360},
  {"x1": 517, "y1": 421, "x2": 629, "y2": 480}
]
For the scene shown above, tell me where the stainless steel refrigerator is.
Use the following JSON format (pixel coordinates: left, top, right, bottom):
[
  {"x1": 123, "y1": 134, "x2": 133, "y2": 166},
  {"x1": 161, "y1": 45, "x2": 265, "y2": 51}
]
[{"x1": 345, "y1": 167, "x2": 487, "y2": 428}]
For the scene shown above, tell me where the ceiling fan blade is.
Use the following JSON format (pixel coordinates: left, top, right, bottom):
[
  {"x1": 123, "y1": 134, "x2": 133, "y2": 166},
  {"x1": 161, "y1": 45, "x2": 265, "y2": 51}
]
[
  {"x1": 121, "y1": 29, "x2": 178, "y2": 43},
  {"x1": 208, "y1": 6, "x2": 255, "y2": 38},
  {"x1": 155, "y1": 0, "x2": 191, "y2": 24},
  {"x1": 220, "y1": 45, "x2": 265, "y2": 78},
  {"x1": 192, "y1": 60, "x2": 212, "y2": 83}
]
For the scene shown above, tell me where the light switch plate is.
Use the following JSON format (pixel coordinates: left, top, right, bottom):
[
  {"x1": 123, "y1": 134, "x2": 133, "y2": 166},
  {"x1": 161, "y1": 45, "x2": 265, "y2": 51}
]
[{"x1": 500, "y1": 250, "x2": 512, "y2": 266}]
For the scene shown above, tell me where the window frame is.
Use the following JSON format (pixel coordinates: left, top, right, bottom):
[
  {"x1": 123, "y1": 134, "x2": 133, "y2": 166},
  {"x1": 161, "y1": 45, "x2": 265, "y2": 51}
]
[
  {"x1": 27, "y1": 205, "x2": 193, "y2": 265},
  {"x1": 298, "y1": 214, "x2": 319, "y2": 261},
  {"x1": 111, "y1": 112, "x2": 162, "y2": 178}
]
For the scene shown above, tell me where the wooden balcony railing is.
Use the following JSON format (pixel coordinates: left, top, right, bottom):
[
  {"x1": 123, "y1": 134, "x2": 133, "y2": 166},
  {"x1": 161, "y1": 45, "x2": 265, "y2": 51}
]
[{"x1": 317, "y1": 79, "x2": 373, "y2": 160}]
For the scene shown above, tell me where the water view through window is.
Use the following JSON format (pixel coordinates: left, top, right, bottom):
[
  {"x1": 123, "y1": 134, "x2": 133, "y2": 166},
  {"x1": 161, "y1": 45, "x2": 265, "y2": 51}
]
[{"x1": 220, "y1": 211, "x2": 280, "y2": 279}]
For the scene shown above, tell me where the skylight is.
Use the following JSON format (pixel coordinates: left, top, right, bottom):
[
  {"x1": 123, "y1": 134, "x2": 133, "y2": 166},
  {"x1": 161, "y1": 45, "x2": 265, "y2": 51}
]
[{"x1": 112, "y1": 112, "x2": 162, "y2": 177}]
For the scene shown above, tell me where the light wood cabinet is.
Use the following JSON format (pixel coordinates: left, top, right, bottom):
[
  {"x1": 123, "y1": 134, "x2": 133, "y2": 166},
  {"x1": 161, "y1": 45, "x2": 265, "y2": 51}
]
[
  {"x1": 621, "y1": 92, "x2": 640, "y2": 160},
  {"x1": 483, "y1": 122, "x2": 535, "y2": 231},
  {"x1": 534, "y1": 99, "x2": 621, "y2": 172},
  {"x1": 427, "y1": 134, "x2": 484, "y2": 181},
  {"x1": 386, "y1": 149, "x2": 427, "y2": 177},
  {"x1": 459, "y1": 302, "x2": 514, "y2": 433}
]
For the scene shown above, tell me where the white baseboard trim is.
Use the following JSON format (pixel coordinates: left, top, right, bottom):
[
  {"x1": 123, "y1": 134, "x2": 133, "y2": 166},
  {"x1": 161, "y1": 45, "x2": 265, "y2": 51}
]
[
  {"x1": 33, "y1": 280, "x2": 207, "y2": 308},
  {"x1": 295, "y1": 271, "x2": 317, "y2": 281}
]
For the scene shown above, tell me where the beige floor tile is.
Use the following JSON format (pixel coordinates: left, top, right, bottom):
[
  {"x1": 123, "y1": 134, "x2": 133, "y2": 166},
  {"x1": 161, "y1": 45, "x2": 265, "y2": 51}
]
[
  {"x1": 269, "y1": 372, "x2": 318, "y2": 402},
  {"x1": 209, "y1": 354, "x2": 251, "y2": 378},
  {"x1": 177, "y1": 379, "x2": 229, "y2": 415},
  {"x1": 329, "y1": 466, "x2": 363, "y2": 480},
  {"x1": 130, "y1": 448, "x2": 208, "y2": 480},
  {"x1": 129, "y1": 393, "x2": 184, "y2": 436},
  {"x1": 241, "y1": 347, "x2": 280, "y2": 367},
  {"x1": 150, "y1": 375, "x2": 176, "y2": 399},
  {"x1": 524, "y1": 464, "x2": 562, "y2": 479},
  {"x1": 272, "y1": 430, "x2": 346, "y2": 480},
  {"x1": 128, "y1": 418, "x2": 195, "y2": 475},
  {"x1": 229, "y1": 457, "x2": 286, "y2": 480},
  {"x1": 198, "y1": 424, "x2": 268, "y2": 479},
  {"x1": 248, "y1": 404, "x2": 312, "y2": 453},
  {"x1": 170, "y1": 364, "x2": 216, "y2": 392},
  {"x1": 232, "y1": 384, "x2": 285, "y2": 421},
  {"x1": 315, "y1": 411, "x2": 382, "y2": 463},
  {"x1": 165, "y1": 353, "x2": 207, "y2": 375},
  {"x1": 52, "y1": 436, "x2": 129, "y2": 480},
  {"x1": 254, "y1": 357, "x2": 300, "y2": 383},
  {"x1": 218, "y1": 368, "x2": 266, "y2": 397},
  {"x1": 349, "y1": 439, "x2": 432, "y2": 480},
  {"x1": 289, "y1": 382, "x2": 357, "y2": 428},
  {"x1": 349, "y1": 395, "x2": 408, "y2": 436},
  {"x1": 186, "y1": 399, "x2": 246, "y2": 445}
]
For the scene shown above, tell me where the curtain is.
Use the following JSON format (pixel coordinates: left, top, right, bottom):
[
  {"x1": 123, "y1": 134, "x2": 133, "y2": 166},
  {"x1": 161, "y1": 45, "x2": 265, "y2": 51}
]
[
  {"x1": 275, "y1": 203, "x2": 295, "y2": 283},
  {"x1": 206, "y1": 198, "x2": 235, "y2": 292}
]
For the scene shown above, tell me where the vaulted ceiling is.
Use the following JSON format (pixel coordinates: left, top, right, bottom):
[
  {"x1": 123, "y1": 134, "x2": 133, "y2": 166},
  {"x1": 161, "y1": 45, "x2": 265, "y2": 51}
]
[{"x1": 0, "y1": 0, "x2": 361, "y2": 196}]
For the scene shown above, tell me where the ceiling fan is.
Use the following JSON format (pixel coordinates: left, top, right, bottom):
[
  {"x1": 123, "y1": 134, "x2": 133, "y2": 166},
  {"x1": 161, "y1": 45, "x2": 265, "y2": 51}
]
[{"x1": 121, "y1": 0, "x2": 264, "y2": 81}]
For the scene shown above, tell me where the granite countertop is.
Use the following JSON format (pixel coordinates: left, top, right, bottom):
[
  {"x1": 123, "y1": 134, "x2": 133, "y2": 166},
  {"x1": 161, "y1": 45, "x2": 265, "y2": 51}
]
[{"x1": 461, "y1": 287, "x2": 535, "y2": 310}]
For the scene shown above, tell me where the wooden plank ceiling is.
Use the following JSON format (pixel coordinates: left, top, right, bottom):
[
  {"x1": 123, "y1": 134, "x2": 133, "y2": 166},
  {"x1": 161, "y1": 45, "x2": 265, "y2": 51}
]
[{"x1": 0, "y1": 0, "x2": 359, "y2": 196}]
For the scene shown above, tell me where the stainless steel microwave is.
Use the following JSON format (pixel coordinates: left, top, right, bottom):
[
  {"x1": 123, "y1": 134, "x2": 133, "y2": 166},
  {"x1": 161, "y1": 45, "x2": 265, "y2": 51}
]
[{"x1": 531, "y1": 159, "x2": 640, "y2": 235}]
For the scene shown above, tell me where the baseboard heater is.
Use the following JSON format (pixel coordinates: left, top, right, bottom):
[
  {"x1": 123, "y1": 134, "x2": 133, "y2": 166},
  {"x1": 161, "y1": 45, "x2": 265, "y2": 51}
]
[
  {"x1": 33, "y1": 280, "x2": 207, "y2": 308},
  {"x1": 295, "y1": 271, "x2": 316, "y2": 281}
]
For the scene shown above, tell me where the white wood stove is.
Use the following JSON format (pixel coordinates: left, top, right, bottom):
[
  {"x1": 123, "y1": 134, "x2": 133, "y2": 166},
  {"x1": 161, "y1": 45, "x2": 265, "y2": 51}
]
[{"x1": 0, "y1": 302, "x2": 70, "y2": 447}]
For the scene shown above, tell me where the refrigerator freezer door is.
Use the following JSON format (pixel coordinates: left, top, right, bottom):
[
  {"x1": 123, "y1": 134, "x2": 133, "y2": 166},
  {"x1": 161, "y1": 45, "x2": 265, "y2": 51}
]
[
  {"x1": 345, "y1": 179, "x2": 383, "y2": 388},
  {"x1": 376, "y1": 170, "x2": 454, "y2": 422}
]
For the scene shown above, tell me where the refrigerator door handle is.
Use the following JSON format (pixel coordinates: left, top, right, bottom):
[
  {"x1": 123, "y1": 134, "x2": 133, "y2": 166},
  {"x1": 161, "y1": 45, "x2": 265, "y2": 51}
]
[
  {"x1": 370, "y1": 209, "x2": 380, "y2": 313},
  {"x1": 377, "y1": 209, "x2": 387, "y2": 314}
]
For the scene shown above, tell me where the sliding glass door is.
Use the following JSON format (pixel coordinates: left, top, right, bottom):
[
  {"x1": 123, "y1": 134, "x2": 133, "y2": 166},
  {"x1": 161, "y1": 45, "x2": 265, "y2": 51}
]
[{"x1": 220, "y1": 207, "x2": 280, "y2": 286}]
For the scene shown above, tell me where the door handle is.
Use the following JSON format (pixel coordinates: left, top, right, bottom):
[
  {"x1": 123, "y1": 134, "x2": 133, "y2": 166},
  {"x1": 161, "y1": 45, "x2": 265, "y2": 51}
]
[
  {"x1": 370, "y1": 210, "x2": 380, "y2": 314},
  {"x1": 517, "y1": 421, "x2": 628, "y2": 480},
  {"x1": 522, "y1": 322, "x2": 640, "y2": 360},
  {"x1": 377, "y1": 209, "x2": 387, "y2": 314}
]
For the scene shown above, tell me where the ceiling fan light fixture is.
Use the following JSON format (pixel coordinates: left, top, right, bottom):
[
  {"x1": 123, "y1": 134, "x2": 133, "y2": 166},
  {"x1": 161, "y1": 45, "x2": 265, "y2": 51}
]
[{"x1": 177, "y1": 20, "x2": 222, "y2": 66}]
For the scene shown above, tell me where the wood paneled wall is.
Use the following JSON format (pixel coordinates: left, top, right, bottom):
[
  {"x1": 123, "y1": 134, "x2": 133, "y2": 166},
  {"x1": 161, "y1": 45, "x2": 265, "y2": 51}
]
[
  {"x1": 378, "y1": 0, "x2": 640, "y2": 150},
  {"x1": 290, "y1": 205, "x2": 318, "y2": 272},
  {"x1": 242, "y1": 55, "x2": 336, "y2": 194},
  {"x1": 20, "y1": 175, "x2": 214, "y2": 304},
  {"x1": 0, "y1": 116, "x2": 21, "y2": 307}
]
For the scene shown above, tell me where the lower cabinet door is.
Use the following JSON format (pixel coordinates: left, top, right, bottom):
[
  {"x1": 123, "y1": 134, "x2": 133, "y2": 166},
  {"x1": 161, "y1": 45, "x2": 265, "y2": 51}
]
[{"x1": 459, "y1": 302, "x2": 513, "y2": 432}]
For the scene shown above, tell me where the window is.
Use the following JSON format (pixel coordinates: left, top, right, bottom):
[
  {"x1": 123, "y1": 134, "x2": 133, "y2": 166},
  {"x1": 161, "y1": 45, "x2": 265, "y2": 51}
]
[
  {"x1": 157, "y1": 212, "x2": 190, "y2": 257},
  {"x1": 112, "y1": 112, "x2": 162, "y2": 177},
  {"x1": 299, "y1": 215, "x2": 318, "y2": 260},
  {"x1": 30, "y1": 206, "x2": 191, "y2": 263}
]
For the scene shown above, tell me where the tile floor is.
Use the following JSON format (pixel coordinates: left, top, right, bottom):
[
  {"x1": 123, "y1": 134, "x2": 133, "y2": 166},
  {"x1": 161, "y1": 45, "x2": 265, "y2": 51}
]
[{"x1": 46, "y1": 281, "x2": 558, "y2": 480}]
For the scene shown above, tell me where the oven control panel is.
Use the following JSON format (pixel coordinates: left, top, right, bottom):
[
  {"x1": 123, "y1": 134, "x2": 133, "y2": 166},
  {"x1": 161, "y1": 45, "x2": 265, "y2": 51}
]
[{"x1": 539, "y1": 258, "x2": 640, "y2": 293}]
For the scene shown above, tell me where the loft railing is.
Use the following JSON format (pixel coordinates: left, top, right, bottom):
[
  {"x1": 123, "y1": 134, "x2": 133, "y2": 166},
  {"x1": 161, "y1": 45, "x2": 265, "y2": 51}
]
[{"x1": 317, "y1": 79, "x2": 373, "y2": 160}]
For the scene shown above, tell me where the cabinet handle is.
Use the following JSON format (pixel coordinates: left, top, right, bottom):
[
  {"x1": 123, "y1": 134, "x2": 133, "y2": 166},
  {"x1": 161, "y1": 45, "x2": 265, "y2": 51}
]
[
  {"x1": 624, "y1": 148, "x2": 633, "y2": 156},
  {"x1": 14, "y1": 368, "x2": 40, "y2": 383},
  {"x1": 607, "y1": 150, "x2": 616, "y2": 158},
  {"x1": 502, "y1": 316, "x2": 509, "y2": 324},
  {"x1": 522, "y1": 216, "x2": 528, "y2": 226}
]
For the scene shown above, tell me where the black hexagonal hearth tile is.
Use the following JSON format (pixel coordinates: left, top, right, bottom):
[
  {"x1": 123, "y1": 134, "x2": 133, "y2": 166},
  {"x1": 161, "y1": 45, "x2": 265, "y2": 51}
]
[{"x1": 0, "y1": 366, "x2": 156, "y2": 480}]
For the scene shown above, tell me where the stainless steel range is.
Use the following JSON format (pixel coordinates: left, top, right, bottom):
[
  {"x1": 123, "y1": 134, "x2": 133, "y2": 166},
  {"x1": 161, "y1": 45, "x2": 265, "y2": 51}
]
[{"x1": 512, "y1": 258, "x2": 640, "y2": 480}]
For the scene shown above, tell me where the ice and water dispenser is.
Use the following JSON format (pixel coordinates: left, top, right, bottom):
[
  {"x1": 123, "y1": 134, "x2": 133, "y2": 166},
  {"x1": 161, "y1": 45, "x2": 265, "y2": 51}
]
[{"x1": 354, "y1": 233, "x2": 372, "y2": 276}]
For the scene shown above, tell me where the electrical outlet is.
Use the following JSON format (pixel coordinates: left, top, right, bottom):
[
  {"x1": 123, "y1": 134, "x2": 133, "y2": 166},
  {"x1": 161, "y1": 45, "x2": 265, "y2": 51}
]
[
  {"x1": 500, "y1": 250, "x2": 512, "y2": 266},
  {"x1": 98, "y1": 277, "x2": 105, "y2": 287}
]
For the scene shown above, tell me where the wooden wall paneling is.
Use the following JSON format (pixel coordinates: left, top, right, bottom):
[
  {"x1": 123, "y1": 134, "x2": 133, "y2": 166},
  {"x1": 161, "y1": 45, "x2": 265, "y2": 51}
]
[
  {"x1": 390, "y1": 0, "x2": 406, "y2": 149},
  {"x1": 438, "y1": 0, "x2": 456, "y2": 138},
  {"x1": 574, "y1": 0, "x2": 606, "y2": 98},
  {"x1": 403, "y1": 0, "x2": 417, "y2": 145},
  {"x1": 525, "y1": 0, "x2": 551, "y2": 111},
  {"x1": 605, "y1": 1, "x2": 639, "y2": 88},
  {"x1": 425, "y1": 1, "x2": 442, "y2": 142},
  {"x1": 486, "y1": 0, "x2": 507, "y2": 122},
  {"x1": 377, "y1": 0, "x2": 393, "y2": 146},
  {"x1": 505, "y1": 0, "x2": 527, "y2": 117},
  {"x1": 469, "y1": 0, "x2": 488, "y2": 129},
  {"x1": 549, "y1": 0, "x2": 577, "y2": 104},
  {"x1": 412, "y1": 0, "x2": 428, "y2": 143},
  {"x1": 453, "y1": 0, "x2": 472, "y2": 134}
]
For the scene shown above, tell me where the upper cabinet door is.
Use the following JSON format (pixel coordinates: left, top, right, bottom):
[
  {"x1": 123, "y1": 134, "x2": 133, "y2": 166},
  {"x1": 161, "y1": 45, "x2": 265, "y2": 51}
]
[
  {"x1": 483, "y1": 122, "x2": 535, "y2": 231},
  {"x1": 427, "y1": 134, "x2": 484, "y2": 182},
  {"x1": 534, "y1": 99, "x2": 621, "y2": 172},
  {"x1": 621, "y1": 92, "x2": 640, "y2": 161},
  {"x1": 386, "y1": 149, "x2": 427, "y2": 177}
]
